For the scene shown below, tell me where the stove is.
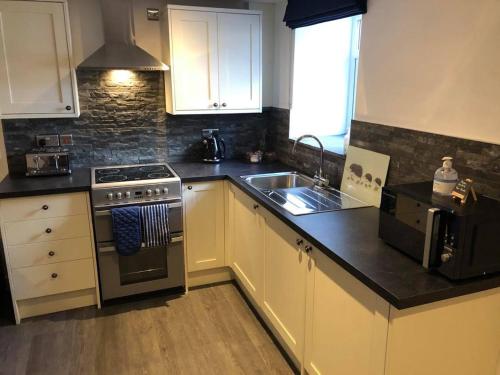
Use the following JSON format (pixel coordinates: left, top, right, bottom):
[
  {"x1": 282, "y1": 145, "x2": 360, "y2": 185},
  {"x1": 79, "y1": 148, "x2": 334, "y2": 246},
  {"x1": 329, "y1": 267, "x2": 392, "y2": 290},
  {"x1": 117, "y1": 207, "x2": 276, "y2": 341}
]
[
  {"x1": 91, "y1": 163, "x2": 182, "y2": 207},
  {"x1": 90, "y1": 163, "x2": 185, "y2": 302}
]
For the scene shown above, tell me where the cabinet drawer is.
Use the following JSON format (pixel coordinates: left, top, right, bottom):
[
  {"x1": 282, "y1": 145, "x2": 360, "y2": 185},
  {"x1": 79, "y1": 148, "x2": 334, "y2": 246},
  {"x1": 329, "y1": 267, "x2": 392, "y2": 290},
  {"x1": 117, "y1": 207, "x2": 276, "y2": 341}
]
[
  {"x1": 4, "y1": 215, "x2": 90, "y2": 246},
  {"x1": 12, "y1": 258, "x2": 96, "y2": 300},
  {"x1": 0, "y1": 192, "x2": 87, "y2": 222},
  {"x1": 8, "y1": 237, "x2": 93, "y2": 269}
]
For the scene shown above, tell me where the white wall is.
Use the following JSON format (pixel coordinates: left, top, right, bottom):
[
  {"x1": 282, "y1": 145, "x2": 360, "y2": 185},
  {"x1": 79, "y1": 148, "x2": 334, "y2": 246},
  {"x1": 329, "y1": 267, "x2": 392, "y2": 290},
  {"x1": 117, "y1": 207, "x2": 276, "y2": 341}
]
[
  {"x1": 67, "y1": 0, "x2": 104, "y2": 65},
  {"x1": 355, "y1": 0, "x2": 500, "y2": 145},
  {"x1": 272, "y1": 0, "x2": 291, "y2": 109},
  {"x1": 249, "y1": 1, "x2": 275, "y2": 107},
  {"x1": 134, "y1": 0, "x2": 164, "y2": 60}
]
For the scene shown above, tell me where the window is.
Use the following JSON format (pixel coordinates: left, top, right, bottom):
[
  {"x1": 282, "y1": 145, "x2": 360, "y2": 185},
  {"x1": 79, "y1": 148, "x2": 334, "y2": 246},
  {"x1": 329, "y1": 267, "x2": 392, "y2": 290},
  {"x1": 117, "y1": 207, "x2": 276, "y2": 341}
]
[{"x1": 290, "y1": 16, "x2": 362, "y2": 154}]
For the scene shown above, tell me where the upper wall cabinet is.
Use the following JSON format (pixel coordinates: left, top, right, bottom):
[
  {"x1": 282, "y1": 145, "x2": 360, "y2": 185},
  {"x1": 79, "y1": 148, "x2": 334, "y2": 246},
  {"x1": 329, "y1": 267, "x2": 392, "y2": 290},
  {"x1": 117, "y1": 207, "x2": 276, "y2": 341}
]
[
  {"x1": 0, "y1": 0, "x2": 79, "y2": 119},
  {"x1": 163, "y1": 5, "x2": 262, "y2": 115}
]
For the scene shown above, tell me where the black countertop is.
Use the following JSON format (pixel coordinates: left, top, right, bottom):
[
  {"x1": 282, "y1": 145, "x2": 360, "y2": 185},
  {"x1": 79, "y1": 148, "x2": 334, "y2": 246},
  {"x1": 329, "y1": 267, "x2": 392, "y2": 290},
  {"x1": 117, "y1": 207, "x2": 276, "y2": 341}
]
[
  {"x1": 171, "y1": 161, "x2": 500, "y2": 309},
  {"x1": 0, "y1": 168, "x2": 91, "y2": 198},
  {"x1": 0, "y1": 161, "x2": 498, "y2": 309}
]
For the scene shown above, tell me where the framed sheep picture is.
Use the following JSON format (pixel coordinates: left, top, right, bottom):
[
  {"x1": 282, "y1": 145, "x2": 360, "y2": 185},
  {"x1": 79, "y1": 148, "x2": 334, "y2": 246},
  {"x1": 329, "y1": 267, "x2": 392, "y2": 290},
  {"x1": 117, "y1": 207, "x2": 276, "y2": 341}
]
[{"x1": 340, "y1": 146, "x2": 390, "y2": 207}]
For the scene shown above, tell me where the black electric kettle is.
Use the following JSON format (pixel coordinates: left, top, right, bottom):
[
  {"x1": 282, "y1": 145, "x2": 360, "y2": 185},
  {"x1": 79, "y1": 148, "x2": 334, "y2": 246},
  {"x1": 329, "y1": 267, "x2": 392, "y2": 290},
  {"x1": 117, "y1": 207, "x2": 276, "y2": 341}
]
[{"x1": 202, "y1": 129, "x2": 225, "y2": 163}]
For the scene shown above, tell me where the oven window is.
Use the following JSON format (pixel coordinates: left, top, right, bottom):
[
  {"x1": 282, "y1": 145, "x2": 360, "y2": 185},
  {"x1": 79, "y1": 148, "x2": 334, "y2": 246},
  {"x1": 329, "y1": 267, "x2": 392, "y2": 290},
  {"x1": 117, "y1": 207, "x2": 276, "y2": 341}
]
[{"x1": 118, "y1": 247, "x2": 168, "y2": 285}]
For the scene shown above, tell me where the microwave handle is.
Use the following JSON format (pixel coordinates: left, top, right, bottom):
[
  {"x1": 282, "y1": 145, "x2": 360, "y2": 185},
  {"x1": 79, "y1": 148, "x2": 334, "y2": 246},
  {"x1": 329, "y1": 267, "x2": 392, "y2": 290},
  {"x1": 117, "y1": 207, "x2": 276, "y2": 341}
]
[{"x1": 423, "y1": 208, "x2": 443, "y2": 269}]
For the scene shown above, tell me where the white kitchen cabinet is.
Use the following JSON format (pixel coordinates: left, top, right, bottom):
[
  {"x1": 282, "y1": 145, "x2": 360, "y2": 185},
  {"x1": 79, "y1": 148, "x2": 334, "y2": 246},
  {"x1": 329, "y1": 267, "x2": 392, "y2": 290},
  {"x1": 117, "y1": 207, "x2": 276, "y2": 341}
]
[
  {"x1": 262, "y1": 212, "x2": 308, "y2": 363},
  {"x1": 303, "y1": 247, "x2": 390, "y2": 375},
  {"x1": 217, "y1": 12, "x2": 261, "y2": 112},
  {"x1": 196, "y1": 182, "x2": 500, "y2": 374},
  {"x1": 184, "y1": 181, "x2": 225, "y2": 272},
  {"x1": 163, "y1": 5, "x2": 262, "y2": 115},
  {"x1": 385, "y1": 289, "x2": 500, "y2": 375},
  {"x1": 231, "y1": 186, "x2": 265, "y2": 304},
  {"x1": 0, "y1": 0, "x2": 79, "y2": 119},
  {"x1": 0, "y1": 192, "x2": 99, "y2": 324}
]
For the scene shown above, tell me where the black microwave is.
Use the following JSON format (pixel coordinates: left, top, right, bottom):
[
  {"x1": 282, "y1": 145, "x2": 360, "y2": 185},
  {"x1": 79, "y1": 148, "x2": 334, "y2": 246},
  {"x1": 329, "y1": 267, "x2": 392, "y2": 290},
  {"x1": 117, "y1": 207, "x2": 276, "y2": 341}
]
[{"x1": 379, "y1": 182, "x2": 500, "y2": 280}]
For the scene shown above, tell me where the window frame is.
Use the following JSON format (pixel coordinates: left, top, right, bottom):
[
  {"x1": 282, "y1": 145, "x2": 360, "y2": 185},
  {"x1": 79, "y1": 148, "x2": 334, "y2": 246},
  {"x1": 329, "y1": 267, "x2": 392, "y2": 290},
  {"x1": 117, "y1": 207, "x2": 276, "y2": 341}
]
[{"x1": 288, "y1": 16, "x2": 362, "y2": 156}]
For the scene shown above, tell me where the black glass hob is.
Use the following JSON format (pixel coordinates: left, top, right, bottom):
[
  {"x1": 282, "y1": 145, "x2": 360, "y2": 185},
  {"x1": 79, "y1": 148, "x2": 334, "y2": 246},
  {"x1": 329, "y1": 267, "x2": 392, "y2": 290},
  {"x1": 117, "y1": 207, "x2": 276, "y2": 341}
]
[{"x1": 94, "y1": 164, "x2": 172, "y2": 184}]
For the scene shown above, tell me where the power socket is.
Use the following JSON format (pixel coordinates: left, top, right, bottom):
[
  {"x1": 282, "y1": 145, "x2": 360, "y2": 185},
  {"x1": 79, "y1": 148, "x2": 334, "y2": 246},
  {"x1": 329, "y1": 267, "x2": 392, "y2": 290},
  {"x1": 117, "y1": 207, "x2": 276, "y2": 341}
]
[{"x1": 59, "y1": 134, "x2": 73, "y2": 146}]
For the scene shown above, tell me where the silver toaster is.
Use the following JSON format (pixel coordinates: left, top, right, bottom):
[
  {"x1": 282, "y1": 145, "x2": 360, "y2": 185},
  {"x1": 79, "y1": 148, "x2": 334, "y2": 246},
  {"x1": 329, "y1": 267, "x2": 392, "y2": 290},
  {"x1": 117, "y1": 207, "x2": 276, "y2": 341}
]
[{"x1": 25, "y1": 148, "x2": 71, "y2": 176}]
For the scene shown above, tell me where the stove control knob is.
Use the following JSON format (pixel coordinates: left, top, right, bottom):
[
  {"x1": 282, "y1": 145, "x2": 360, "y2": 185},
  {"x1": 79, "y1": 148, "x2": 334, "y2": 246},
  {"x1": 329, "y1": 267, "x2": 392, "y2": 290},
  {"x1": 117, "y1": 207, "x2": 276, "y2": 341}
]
[
  {"x1": 107, "y1": 193, "x2": 114, "y2": 200},
  {"x1": 116, "y1": 192, "x2": 123, "y2": 200},
  {"x1": 146, "y1": 189, "x2": 152, "y2": 197},
  {"x1": 155, "y1": 188, "x2": 161, "y2": 196},
  {"x1": 163, "y1": 187, "x2": 169, "y2": 195},
  {"x1": 125, "y1": 191, "x2": 131, "y2": 199}
]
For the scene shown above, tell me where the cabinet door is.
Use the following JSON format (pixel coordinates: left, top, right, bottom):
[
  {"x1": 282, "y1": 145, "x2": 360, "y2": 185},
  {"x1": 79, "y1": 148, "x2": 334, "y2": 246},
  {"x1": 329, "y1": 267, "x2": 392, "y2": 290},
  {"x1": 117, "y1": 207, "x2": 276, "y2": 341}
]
[
  {"x1": 0, "y1": 1, "x2": 77, "y2": 118},
  {"x1": 169, "y1": 9, "x2": 219, "y2": 112},
  {"x1": 304, "y1": 248, "x2": 390, "y2": 375},
  {"x1": 217, "y1": 13, "x2": 261, "y2": 112},
  {"x1": 232, "y1": 187, "x2": 264, "y2": 304},
  {"x1": 184, "y1": 182, "x2": 225, "y2": 272},
  {"x1": 263, "y1": 213, "x2": 307, "y2": 362}
]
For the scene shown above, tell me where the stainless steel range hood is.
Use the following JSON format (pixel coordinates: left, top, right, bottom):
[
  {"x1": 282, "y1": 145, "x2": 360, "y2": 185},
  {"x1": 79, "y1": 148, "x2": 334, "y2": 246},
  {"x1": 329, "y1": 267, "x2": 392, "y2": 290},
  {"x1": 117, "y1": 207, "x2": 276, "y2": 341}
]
[{"x1": 78, "y1": 0, "x2": 168, "y2": 71}]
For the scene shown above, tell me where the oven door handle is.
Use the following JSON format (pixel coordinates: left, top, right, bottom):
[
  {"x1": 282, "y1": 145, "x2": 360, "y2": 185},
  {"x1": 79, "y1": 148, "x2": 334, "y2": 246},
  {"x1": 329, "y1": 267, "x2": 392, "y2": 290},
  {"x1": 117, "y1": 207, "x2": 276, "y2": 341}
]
[
  {"x1": 98, "y1": 235, "x2": 184, "y2": 253},
  {"x1": 94, "y1": 201, "x2": 182, "y2": 216}
]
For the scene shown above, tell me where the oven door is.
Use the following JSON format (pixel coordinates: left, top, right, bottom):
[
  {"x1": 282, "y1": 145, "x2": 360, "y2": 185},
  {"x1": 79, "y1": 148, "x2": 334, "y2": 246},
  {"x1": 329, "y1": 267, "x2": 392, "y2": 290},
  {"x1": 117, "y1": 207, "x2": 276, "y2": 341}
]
[{"x1": 93, "y1": 200, "x2": 185, "y2": 301}]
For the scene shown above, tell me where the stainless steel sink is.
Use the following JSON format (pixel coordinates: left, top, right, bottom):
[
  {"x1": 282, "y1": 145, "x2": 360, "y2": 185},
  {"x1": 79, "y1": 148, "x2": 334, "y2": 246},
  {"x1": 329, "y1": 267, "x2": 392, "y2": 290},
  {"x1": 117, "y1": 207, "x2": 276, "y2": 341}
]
[
  {"x1": 242, "y1": 171, "x2": 314, "y2": 190},
  {"x1": 241, "y1": 172, "x2": 370, "y2": 215}
]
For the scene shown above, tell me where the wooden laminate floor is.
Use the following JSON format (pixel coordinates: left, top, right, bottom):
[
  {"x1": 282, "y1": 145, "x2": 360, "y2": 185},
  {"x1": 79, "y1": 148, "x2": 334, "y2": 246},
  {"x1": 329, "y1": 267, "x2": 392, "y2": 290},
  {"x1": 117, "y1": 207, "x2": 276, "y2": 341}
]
[{"x1": 0, "y1": 283, "x2": 294, "y2": 375}]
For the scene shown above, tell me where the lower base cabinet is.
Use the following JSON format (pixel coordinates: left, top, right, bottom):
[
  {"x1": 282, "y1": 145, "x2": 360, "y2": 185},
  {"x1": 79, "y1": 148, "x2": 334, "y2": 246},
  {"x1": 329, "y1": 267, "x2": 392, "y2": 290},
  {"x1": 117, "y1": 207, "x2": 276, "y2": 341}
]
[
  {"x1": 0, "y1": 192, "x2": 99, "y2": 324},
  {"x1": 227, "y1": 184, "x2": 500, "y2": 375},
  {"x1": 304, "y1": 248, "x2": 389, "y2": 375},
  {"x1": 184, "y1": 181, "x2": 225, "y2": 272},
  {"x1": 384, "y1": 288, "x2": 500, "y2": 375},
  {"x1": 230, "y1": 187, "x2": 265, "y2": 305},
  {"x1": 263, "y1": 212, "x2": 307, "y2": 363}
]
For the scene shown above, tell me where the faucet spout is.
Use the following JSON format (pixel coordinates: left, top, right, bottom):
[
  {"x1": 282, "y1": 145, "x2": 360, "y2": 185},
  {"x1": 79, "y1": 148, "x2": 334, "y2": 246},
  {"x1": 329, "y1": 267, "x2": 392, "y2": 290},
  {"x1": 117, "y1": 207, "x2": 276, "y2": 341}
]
[{"x1": 292, "y1": 134, "x2": 329, "y2": 187}]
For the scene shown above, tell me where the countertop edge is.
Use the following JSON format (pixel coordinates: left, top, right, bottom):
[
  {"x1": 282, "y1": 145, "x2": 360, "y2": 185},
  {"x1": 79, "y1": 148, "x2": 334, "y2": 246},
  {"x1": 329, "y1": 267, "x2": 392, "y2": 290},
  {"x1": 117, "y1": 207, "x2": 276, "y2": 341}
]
[{"x1": 0, "y1": 186, "x2": 90, "y2": 199}]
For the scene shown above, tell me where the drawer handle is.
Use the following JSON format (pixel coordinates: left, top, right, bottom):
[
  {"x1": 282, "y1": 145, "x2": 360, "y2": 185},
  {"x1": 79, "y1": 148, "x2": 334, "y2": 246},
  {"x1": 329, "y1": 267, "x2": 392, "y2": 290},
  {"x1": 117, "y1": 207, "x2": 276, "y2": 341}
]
[
  {"x1": 45, "y1": 228, "x2": 52, "y2": 234},
  {"x1": 187, "y1": 186, "x2": 193, "y2": 190},
  {"x1": 65, "y1": 105, "x2": 72, "y2": 111},
  {"x1": 253, "y1": 204, "x2": 259, "y2": 210},
  {"x1": 48, "y1": 251, "x2": 55, "y2": 257},
  {"x1": 51, "y1": 273, "x2": 58, "y2": 279},
  {"x1": 296, "y1": 238, "x2": 304, "y2": 246},
  {"x1": 305, "y1": 245, "x2": 313, "y2": 253},
  {"x1": 42, "y1": 205, "x2": 49, "y2": 210}
]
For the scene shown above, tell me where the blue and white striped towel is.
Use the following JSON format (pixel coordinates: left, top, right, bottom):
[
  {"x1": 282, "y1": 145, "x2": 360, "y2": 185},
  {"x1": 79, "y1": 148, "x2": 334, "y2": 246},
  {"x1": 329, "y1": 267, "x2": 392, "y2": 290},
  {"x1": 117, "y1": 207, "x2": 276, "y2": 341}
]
[{"x1": 140, "y1": 204, "x2": 171, "y2": 248}]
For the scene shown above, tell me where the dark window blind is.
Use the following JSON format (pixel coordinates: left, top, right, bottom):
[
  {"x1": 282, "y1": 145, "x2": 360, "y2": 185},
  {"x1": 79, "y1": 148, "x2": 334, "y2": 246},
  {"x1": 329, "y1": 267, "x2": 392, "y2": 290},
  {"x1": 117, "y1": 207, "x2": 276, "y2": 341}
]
[{"x1": 284, "y1": 0, "x2": 367, "y2": 29}]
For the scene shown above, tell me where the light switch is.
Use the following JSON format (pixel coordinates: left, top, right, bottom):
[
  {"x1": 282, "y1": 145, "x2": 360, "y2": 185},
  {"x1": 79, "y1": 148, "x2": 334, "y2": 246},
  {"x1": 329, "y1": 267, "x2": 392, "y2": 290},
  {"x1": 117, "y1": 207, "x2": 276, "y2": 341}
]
[{"x1": 147, "y1": 8, "x2": 159, "y2": 21}]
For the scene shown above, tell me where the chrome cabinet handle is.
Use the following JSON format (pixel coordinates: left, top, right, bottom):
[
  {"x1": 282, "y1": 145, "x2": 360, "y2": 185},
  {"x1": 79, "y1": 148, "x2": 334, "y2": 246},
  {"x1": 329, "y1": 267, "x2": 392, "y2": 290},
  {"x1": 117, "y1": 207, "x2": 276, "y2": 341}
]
[
  {"x1": 305, "y1": 245, "x2": 313, "y2": 253},
  {"x1": 296, "y1": 239, "x2": 304, "y2": 246},
  {"x1": 187, "y1": 186, "x2": 193, "y2": 190},
  {"x1": 45, "y1": 228, "x2": 52, "y2": 234},
  {"x1": 222, "y1": 103, "x2": 227, "y2": 107},
  {"x1": 213, "y1": 103, "x2": 219, "y2": 108},
  {"x1": 65, "y1": 105, "x2": 72, "y2": 111},
  {"x1": 42, "y1": 205, "x2": 49, "y2": 210},
  {"x1": 48, "y1": 251, "x2": 55, "y2": 257},
  {"x1": 51, "y1": 273, "x2": 58, "y2": 279}
]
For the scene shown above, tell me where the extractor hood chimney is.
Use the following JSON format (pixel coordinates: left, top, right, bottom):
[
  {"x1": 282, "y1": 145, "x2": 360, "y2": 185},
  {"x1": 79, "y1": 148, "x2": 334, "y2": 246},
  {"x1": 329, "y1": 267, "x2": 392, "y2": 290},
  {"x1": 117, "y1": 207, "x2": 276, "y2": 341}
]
[{"x1": 78, "y1": 0, "x2": 168, "y2": 71}]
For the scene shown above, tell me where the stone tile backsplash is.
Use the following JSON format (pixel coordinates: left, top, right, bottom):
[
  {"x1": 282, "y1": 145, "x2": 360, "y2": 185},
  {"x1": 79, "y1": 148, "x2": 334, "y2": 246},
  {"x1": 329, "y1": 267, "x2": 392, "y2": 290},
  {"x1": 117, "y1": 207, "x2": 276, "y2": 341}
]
[
  {"x1": 267, "y1": 108, "x2": 499, "y2": 199},
  {"x1": 2, "y1": 70, "x2": 499, "y2": 200},
  {"x1": 2, "y1": 70, "x2": 269, "y2": 174},
  {"x1": 350, "y1": 120, "x2": 500, "y2": 199}
]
